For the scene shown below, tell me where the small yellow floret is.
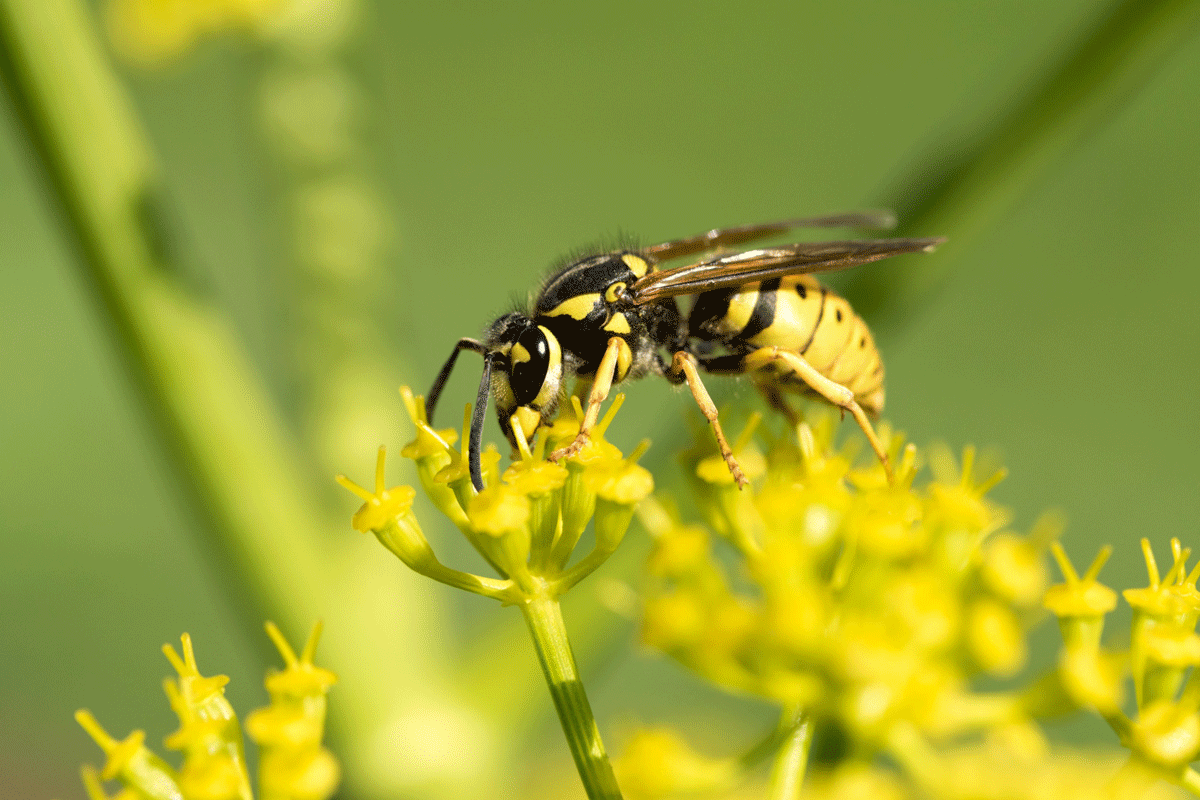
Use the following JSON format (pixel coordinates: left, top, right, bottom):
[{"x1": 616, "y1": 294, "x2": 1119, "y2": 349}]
[
  {"x1": 584, "y1": 460, "x2": 654, "y2": 506},
  {"x1": 245, "y1": 704, "x2": 322, "y2": 748},
  {"x1": 503, "y1": 459, "x2": 568, "y2": 497},
  {"x1": 1042, "y1": 581, "x2": 1118, "y2": 618},
  {"x1": 336, "y1": 446, "x2": 417, "y2": 533},
  {"x1": 981, "y1": 532, "x2": 1051, "y2": 608},
  {"x1": 1043, "y1": 543, "x2": 1117, "y2": 617},
  {"x1": 74, "y1": 711, "x2": 146, "y2": 781},
  {"x1": 259, "y1": 748, "x2": 341, "y2": 800},
  {"x1": 1057, "y1": 646, "x2": 1124, "y2": 713},
  {"x1": 967, "y1": 599, "x2": 1027, "y2": 677},
  {"x1": 1130, "y1": 700, "x2": 1200, "y2": 768},
  {"x1": 399, "y1": 387, "x2": 459, "y2": 458},
  {"x1": 262, "y1": 621, "x2": 338, "y2": 698},
  {"x1": 468, "y1": 486, "x2": 531, "y2": 536},
  {"x1": 615, "y1": 727, "x2": 734, "y2": 799},
  {"x1": 1143, "y1": 627, "x2": 1200, "y2": 667}
]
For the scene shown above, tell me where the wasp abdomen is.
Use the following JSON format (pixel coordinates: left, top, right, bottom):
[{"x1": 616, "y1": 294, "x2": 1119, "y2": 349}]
[{"x1": 688, "y1": 275, "x2": 885, "y2": 416}]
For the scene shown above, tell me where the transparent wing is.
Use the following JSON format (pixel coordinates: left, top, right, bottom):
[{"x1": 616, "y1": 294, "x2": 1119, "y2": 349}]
[
  {"x1": 629, "y1": 237, "x2": 946, "y2": 304},
  {"x1": 643, "y1": 210, "x2": 897, "y2": 262}
]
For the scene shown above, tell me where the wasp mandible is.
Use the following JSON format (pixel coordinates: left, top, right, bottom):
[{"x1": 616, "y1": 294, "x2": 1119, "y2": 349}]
[{"x1": 426, "y1": 211, "x2": 945, "y2": 491}]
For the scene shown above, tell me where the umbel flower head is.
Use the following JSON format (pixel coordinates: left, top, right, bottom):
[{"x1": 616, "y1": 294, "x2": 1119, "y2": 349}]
[
  {"x1": 620, "y1": 411, "x2": 1200, "y2": 800},
  {"x1": 641, "y1": 415, "x2": 1023, "y2": 738},
  {"x1": 77, "y1": 623, "x2": 338, "y2": 800},
  {"x1": 337, "y1": 387, "x2": 652, "y2": 604}
]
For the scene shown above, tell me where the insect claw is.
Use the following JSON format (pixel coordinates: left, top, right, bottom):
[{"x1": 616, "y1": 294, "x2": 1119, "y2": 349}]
[{"x1": 548, "y1": 433, "x2": 588, "y2": 463}]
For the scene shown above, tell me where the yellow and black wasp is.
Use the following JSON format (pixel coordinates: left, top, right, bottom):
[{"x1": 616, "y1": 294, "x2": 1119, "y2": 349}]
[{"x1": 426, "y1": 211, "x2": 945, "y2": 491}]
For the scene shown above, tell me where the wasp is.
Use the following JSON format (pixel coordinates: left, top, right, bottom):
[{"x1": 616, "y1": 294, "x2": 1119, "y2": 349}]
[{"x1": 426, "y1": 211, "x2": 945, "y2": 491}]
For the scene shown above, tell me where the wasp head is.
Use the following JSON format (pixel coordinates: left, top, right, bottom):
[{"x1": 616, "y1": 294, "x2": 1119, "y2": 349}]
[{"x1": 485, "y1": 313, "x2": 565, "y2": 450}]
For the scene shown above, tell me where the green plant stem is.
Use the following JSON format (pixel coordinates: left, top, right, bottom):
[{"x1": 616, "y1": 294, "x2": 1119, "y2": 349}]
[
  {"x1": 766, "y1": 709, "x2": 813, "y2": 800},
  {"x1": 845, "y1": 0, "x2": 1200, "y2": 333},
  {"x1": 521, "y1": 596, "x2": 623, "y2": 800},
  {"x1": 0, "y1": 3, "x2": 447, "y2": 796}
]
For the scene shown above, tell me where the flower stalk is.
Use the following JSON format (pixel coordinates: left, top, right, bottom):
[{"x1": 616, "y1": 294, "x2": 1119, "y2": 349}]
[
  {"x1": 766, "y1": 708, "x2": 813, "y2": 800},
  {"x1": 522, "y1": 596, "x2": 622, "y2": 800},
  {"x1": 340, "y1": 387, "x2": 653, "y2": 799}
]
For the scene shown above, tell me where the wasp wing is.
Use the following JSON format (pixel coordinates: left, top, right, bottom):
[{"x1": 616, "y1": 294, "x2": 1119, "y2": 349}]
[
  {"x1": 629, "y1": 237, "x2": 946, "y2": 304},
  {"x1": 643, "y1": 210, "x2": 898, "y2": 262}
]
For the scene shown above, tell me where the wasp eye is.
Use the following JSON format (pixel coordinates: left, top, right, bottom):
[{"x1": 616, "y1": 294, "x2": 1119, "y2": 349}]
[{"x1": 509, "y1": 327, "x2": 551, "y2": 406}]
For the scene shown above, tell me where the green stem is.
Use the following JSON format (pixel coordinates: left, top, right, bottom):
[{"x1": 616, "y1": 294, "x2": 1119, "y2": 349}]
[
  {"x1": 845, "y1": 0, "x2": 1200, "y2": 332},
  {"x1": 767, "y1": 709, "x2": 813, "y2": 800},
  {"x1": 521, "y1": 596, "x2": 623, "y2": 800},
  {"x1": 0, "y1": 2, "x2": 443, "y2": 795}
]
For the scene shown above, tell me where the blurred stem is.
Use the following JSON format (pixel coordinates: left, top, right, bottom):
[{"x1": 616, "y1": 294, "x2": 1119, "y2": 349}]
[
  {"x1": 844, "y1": 0, "x2": 1200, "y2": 333},
  {"x1": 0, "y1": 3, "x2": 433, "y2": 796},
  {"x1": 522, "y1": 596, "x2": 623, "y2": 800},
  {"x1": 766, "y1": 708, "x2": 813, "y2": 800},
  {"x1": 0, "y1": 0, "x2": 315, "y2": 631}
]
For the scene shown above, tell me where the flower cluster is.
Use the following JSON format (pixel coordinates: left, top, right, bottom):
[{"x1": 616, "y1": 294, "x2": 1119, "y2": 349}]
[
  {"x1": 621, "y1": 411, "x2": 1192, "y2": 799},
  {"x1": 338, "y1": 387, "x2": 655, "y2": 797},
  {"x1": 641, "y1": 415, "x2": 1022, "y2": 735},
  {"x1": 1047, "y1": 538, "x2": 1200, "y2": 791},
  {"x1": 77, "y1": 623, "x2": 338, "y2": 800},
  {"x1": 337, "y1": 387, "x2": 652, "y2": 605}
]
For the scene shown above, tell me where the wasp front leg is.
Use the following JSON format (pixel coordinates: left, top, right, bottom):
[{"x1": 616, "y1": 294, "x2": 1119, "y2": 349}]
[
  {"x1": 741, "y1": 347, "x2": 894, "y2": 485},
  {"x1": 670, "y1": 352, "x2": 747, "y2": 488},
  {"x1": 548, "y1": 337, "x2": 629, "y2": 463}
]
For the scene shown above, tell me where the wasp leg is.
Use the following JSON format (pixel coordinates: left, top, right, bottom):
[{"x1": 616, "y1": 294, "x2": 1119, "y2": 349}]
[
  {"x1": 671, "y1": 352, "x2": 747, "y2": 488},
  {"x1": 754, "y1": 381, "x2": 801, "y2": 427},
  {"x1": 548, "y1": 337, "x2": 627, "y2": 463},
  {"x1": 742, "y1": 347, "x2": 894, "y2": 485}
]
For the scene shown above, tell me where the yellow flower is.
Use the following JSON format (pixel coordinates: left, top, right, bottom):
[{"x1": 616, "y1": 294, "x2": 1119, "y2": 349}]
[
  {"x1": 106, "y1": 0, "x2": 288, "y2": 64},
  {"x1": 1042, "y1": 542, "x2": 1117, "y2": 651},
  {"x1": 339, "y1": 387, "x2": 651, "y2": 603},
  {"x1": 615, "y1": 728, "x2": 734, "y2": 800},
  {"x1": 78, "y1": 626, "x2": 337, "y2": 800}
]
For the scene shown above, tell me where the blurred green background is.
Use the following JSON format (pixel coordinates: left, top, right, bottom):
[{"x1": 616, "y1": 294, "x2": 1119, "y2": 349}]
[{"x1": 2, "y1": 1, "x2": 1198, "y2": 798}]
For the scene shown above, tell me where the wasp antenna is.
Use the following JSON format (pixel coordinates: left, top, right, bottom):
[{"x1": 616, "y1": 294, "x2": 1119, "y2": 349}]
[
  {"x1": 428, "y1": 338, "x2": 486, "y2": 424},
  {"x1": 469, "y1": 354, "x2": 494, "y2": 492}
]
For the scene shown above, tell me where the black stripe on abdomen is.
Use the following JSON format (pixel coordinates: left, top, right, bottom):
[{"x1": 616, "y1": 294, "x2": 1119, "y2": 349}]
[
  {"x1": 799, "y1": 286, "x2": 828, "y2": 354},
  {"x1": 739, "y1": 278, "x2": 780, "y2": 340}
]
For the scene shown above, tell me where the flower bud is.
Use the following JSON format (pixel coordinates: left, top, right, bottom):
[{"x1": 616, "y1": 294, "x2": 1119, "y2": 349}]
[{"x1": 1042, "y1": 543, "x2": 1116, "y2": 651}]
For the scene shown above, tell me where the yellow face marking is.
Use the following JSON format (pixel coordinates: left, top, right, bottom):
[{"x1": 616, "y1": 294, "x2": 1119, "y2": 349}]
[
  {"x1": 604, "y1": 282, "x2": 627, "y2": 303},
  {"x1": 538, "y1": 326, "x2": 561, "y2": 364},
  {"x1": 621, "y1": 254, "x2": 649, "y2": 278},
  {"x1": 534, "y1": 326, "x2": 563, "y2": 406},
  {"x1": 603, "y1": 312, "x2": 632, "y2": 334},
  {"x1": 546, "y1": 293, "x2": 601, "y2": 321},
  {"x1": 511, "y1": 343, "x2": 531, "y2": 364},
  {"x1": 513, "y1": 406, "x2": 542, "y2": 441}
]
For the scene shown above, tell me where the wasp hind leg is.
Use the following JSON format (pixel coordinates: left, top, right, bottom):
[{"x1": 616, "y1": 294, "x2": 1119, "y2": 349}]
[
  {"x1": 670, "y1": 352, "x2": 747, "y2": 488},
  {"x1": 548, "y1": 337, "x2": 627, "y2": 463},
  {"x1": 741, "y1": 347, "x2": 894, "y2": 485},
  {"x1": 754, "y1": 380, "x2": 801, "y2": 428}
]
